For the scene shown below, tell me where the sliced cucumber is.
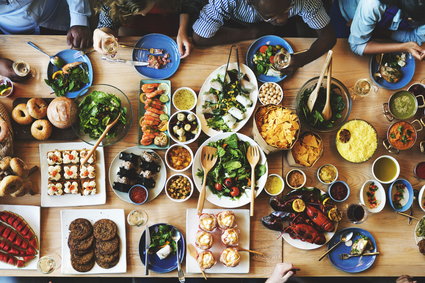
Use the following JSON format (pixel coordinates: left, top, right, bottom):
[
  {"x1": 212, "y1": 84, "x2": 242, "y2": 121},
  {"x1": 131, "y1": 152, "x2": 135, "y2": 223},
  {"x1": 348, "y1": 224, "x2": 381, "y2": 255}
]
[
  {"x1": 159, "y1": 114, "x2": 169, "y2": 121},
  {"x1": 159, "y1": 94, "x2": 169, "y2": 103}
]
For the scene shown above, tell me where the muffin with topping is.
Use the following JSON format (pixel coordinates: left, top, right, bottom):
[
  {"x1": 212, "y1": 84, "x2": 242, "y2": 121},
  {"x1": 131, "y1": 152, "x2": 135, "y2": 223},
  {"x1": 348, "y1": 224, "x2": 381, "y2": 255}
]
[
  {"x1": 195, "y1": 231, "x2": 214, "y2": 250},
  {"x1": 216, "y1": 211, "x2": 236, "y2": 229},
  {"x1": 199, "y1": 213, "x2": 217, "y2": 232}
]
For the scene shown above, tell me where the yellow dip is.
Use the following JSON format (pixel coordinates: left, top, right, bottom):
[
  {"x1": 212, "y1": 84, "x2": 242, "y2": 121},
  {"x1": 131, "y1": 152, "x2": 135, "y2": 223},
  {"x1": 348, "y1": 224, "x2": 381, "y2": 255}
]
[
  {"x1": 38, "y1": 256, "x2": 55, "y2": 274},
  {"x1": 174, "y1": 89, "x2": 195, "y2": 110},
  {"x1": 265, "y1": 175, "x2": 283, "y2": 195},
  {"x1": 319, "y1": 165, "x2": 337, "y2": 183}
]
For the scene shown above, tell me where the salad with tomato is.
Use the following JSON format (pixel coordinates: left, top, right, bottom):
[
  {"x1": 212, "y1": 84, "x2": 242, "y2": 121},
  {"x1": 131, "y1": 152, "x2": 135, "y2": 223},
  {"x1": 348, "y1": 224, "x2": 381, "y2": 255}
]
[
  {"x1": 252, "y1": 45, "x2": 283, "y2": 76},
  {"x1": 196, "y1": 134, "x2": 267, "y2": 199}
]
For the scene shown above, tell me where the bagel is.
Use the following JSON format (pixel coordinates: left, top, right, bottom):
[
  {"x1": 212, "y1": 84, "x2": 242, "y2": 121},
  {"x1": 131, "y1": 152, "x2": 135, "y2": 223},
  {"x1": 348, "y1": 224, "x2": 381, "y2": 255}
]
[
  {"x1": 31, "y1": 119, "x2": 52, "y2": 141},
  {"x1": 10, "y1": 157, "x2": 26, "y2": 177},
  {"x1": 27, "y1": 98, "x2": 48, "y2": 119},
  {"x1": 0, "y1": 118, "x2": 10, "y2": 143},
  {"x1": 0, "y1": 175, "x2": 23, "y2": 196},
  {"x1": 12, "y1": 103, "x2": 33, "y2": 125},
  {"x1": 10, "y1": 180, "x2": 32, "y2": 197},
  {"x1": 0, "y1": 156, "x2": 11, "y2": 171}
]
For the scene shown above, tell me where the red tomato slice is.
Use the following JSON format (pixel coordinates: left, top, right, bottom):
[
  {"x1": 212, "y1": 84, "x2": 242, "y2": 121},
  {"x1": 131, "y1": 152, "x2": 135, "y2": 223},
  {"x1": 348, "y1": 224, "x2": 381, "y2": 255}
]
[{"x1": 259, "y1": 45, "x2": 268, "y2": 53}]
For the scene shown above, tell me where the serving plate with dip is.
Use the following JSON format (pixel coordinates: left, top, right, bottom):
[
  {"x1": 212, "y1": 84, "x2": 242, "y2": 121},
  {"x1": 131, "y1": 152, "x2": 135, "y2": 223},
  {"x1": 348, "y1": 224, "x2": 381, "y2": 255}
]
[
  {"x1": 388, "y1": 179, "x2": 413, "y2": 212},
  {"x1": 383, "y1": 90, "x2": 424, "y2": 121},
  {"x1": 383, "y1": 120, "x2": 423, "y2": 154}
]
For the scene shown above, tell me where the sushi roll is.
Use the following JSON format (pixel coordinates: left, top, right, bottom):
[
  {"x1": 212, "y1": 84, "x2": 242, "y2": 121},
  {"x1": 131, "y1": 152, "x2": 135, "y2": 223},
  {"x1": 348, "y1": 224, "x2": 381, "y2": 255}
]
[
  {"x1": 63, "y1": 165, "x2": 78, "y2": 180},
  {"x1": 140, "y1": 161, "x2": 160, "y2": 173},
  {"x1": 48, "y1": 165, "x2": 61, "y2": 181},
  {"x1": 48, "y1": 182, "x2": 63, "y2": 196},
  {"x1": 64, "y1": 181, "x2": 79, "y2": 194},
  {"x1": 141, "y1": 151, "x2": 157, "y2": 163},
  {"x1": 80, "y1": 164, "x2": 95, "y2": 179},
  {"x1": 82, "y1": 180, "x2": 96, "y2": 195},
  {"x1": 236, "y1": 94, "x2": 253, "y2": 108},
  {"x1": 120, "y1": 161, "x2": 133, "y2": 170},
  {"x1": 47, "y1": 150, "x2": 62, "y2": 165},
  {"x1": 118, "y1": 167, "x2": 137, "y2": 179},
  {"x1": 136, "y1": 176, "x2": 156, "y2": 189},
  {"x1": 223, "y1": 114, "x2": 237, "y2": 129},
  {"x1": 228, "y1": 107, "x2": 245, "y2": 121},
  {"x1": 119, "y1": 152, "x2": 139, "y2": 163},
  {"x1": 139, "y1": 170, "x2": 155, "y2": 179},
  {"x1": 80, "y1": 149, "x2": 96, "y2": 164},
  {"x1": 113, "y1": 182, "x2": 132, "y2": 192},
  {"x1": 62, "y1": 150, "x2": 79, "y2": 164}
]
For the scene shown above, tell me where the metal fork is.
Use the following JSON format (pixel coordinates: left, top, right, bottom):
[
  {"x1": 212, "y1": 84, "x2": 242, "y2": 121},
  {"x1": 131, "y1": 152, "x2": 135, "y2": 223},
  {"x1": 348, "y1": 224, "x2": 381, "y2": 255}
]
[
  {"x1": 73, "y1": 49, "x2": 95, "y2": 59},
  {"x1": 339, "y1": 252, "x2": 380, "y2": 260}
]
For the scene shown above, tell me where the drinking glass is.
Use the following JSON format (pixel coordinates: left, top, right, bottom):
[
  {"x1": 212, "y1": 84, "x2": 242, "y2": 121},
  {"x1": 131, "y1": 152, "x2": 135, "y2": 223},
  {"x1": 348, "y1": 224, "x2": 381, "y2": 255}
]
[
  {"x1": 38, "y1": 253, "x2": 61, "y2": 274},
  {"x1": 127, "y1": 209, "x2": 148, "y2": 227},
  {"x1": 102, "y1": 37, "x2": 119, "y2": 58},
  {"x1": 351, "y1": 78, "x2": 378, "y2": 98},
  {"x1": 346, "y1": 203, "x2": 368, "y2": 224}
]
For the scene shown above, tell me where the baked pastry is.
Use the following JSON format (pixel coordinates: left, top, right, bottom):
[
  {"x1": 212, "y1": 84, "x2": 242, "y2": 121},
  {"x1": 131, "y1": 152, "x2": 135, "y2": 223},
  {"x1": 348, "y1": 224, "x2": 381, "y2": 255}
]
[
  {"x1": 0, "y1": 118, "x2": 9, "y2": 143},
  {"x1": 12, "y1": 103, "x2": 33, "y2": 125},
  {"x1": 195, "y1": 231, "x2": 213, "y2": 250},
  {"x1": 216, "y1": 211, "x2": 236, "y2": 229},
  {"x1": 82, "y1": 180, "x2": 96, "y2": 195},
  {"x1": 221, "y1": 228, "x2": 239, "y2": 246},
  {"x1": 48, "y1": 165, "x2": 61, "y2": 181},
  {"x1": 64, "y1": 165, "x2": 78, "y2": 179},
  {"x1": 47, "y1": 150, "x2": 62, "y2": 165},
  {"x1": 64, "y1": 181, "x2": 79, "y2": 194},
  {"x1": 220, "y1": 247, "x2": 241, "y2": 267},
  {"x1": 31, "y1": 119, "x2": 52, "y2": 140},
  {"x1": 27, "y1": 98, "x2": 48, "y2": 119},
  {"x1": 0, "y1": 175, "x2": 24, "y2": 196},
  {"x1": 47, "y1": 182, "x2": 63, "y2": 196},
  {"x1": 197, "y1": 250, "x2": 216, "y2": 270},
  {"x1": 47, "y1": 97, "x2": 77, "y2": 129},
  {"x1": 199, "y1": 213, "x2": 217, "y2": 232},
  {"x1": 63, "y1": 150, "x2": 80, "y2": 164},
  {"x1": 10, "y1": 157, "x2": 26, "y2": 177}
]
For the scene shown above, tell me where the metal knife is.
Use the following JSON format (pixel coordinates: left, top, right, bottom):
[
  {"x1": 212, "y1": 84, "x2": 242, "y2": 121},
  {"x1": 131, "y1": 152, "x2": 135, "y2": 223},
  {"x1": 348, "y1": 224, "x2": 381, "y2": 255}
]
[
  {"x1": 145, "y1": 225, "x2": 150, "y2": 275},
  {"x1": 101, "y1": 56, "x2": 148, "y2": 66}
]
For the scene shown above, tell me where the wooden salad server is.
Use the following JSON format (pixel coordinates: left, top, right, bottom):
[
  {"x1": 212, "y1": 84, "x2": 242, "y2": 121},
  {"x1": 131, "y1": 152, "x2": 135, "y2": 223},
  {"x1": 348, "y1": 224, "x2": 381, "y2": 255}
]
[
  {"x1": 322, "y1": 58, "x2": 333, "y2": 121},
  {"x1": 307, "y1": 50, "x2": 333, "y2": 112},
  {"x1": 197, "y1": 146, "x2": 218, "y2": 215},
  {"x1": 187, "y1": 244, "x2": 207, "y2": 280},
  {"x1": 247, "y1": 145, "x2": 260, "y2": 217}
]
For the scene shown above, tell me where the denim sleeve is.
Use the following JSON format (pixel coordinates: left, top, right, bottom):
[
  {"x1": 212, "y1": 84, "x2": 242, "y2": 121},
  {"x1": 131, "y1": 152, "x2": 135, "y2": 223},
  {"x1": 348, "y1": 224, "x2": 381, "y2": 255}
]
[{"x1": 391, "y1": 25, "x2": 425, "y2": 45}]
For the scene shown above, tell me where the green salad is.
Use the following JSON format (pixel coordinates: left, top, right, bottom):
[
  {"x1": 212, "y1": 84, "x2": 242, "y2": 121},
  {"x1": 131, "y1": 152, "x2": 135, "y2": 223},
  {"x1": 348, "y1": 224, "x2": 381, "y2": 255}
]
[
  {"x1": 78, "y1": 90, "x2": 127, "y2": 139},
  {"x1": 252, "y1": 45, "x2": 282, "y2": 76},
  {"x1": 148, "y1": 224, "x2": 177, "y2": 254},
  {"x1": 197, "y1": 134, "x2": 267, "y2": 199},
  {"x1": 45, "y1": 62, "x2": 89, "y2": 97}
]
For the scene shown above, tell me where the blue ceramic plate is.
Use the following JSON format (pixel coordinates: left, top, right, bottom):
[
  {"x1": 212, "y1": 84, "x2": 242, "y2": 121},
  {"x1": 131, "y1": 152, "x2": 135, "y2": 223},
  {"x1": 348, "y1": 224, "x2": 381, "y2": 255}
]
[
  {"x1": 139, "y1": 223, "x2": 185, "y2": 273},
  {"x1": 132, "y1": 34, "x2": 181, "y2": 79},
  {"x1": 46, "y1": 49, "x2": 93, "y2": 98},
  {"x1": 388, "y1": 178, "x2": 414, "y2": 212},
  {"x1": 328, "y1": 227, "x2": 378, "y2": 273},
  {"x1": 369, "y1": 53, "x2": 415, "y2": 90},
  {"x1": 246, "y1": 35, "x2": 293, "y2": 83}
]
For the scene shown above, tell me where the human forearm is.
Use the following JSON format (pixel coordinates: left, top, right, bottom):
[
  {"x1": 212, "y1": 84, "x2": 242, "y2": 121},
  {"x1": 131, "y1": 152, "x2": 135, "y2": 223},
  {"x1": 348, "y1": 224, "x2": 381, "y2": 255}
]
[{"x1": 364, "y1": 41, "x2": 425, "y2": 60}]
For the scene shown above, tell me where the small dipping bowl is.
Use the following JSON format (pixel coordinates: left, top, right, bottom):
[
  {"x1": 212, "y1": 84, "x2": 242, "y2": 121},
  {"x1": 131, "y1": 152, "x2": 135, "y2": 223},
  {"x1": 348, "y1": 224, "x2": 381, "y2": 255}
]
[
  {"x1": 165, "y1": 144, "x2": 194, "y2": 172},
  {"x1": 328, "y1": 180, "x2": 350, "y2": 202},
  {"x1": 414, "y1": 161, "x2": 425, "y2": 180},
  {"x1": 127, "y1": 209, "x2": 148, "y2": 226},
  {"x1": 258, "y1": 82, "x2": 283, "y2": 105},
  {"x1": 173, "y1": 87, "x2": 198, "y2": 111},
  {"x1": 37, "y1": 256, "x2": 56, "y2": 274},
  {"x1": 372, "y1": 155, "x2": 400, "y2": 184},
  {"x1": 285, "y1": 169, "x2": 306, "y2": 190},
  {"x1": 317, "y1": 164, "x2": 338, "y2": 185},
  {"x1": 388, "y1": 178, "x2": 413, "y2": 212},
  {"x1": 0, "y1": 76, "x2": 14, "y2": 98},
  {"x1": 165, "y1": 174, "x2": 194, "y2": 202},
  {"x1": 264, "y1": 174, "x2": 285, "y2": 196},
  {"x1": 128, "y1": 185, "x2": 149, "y2": 205}
]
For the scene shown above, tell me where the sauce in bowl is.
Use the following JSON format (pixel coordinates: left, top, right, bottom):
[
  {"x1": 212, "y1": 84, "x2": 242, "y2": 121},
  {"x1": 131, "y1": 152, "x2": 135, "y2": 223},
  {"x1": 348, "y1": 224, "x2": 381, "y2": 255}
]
[
  {"x1": 329, "y1": 181, "x2": 349, "y2": 202},
  {"x1": 173, "y1": 88, "x2": 196, "y2": 110},
  {"x1": 389, "y1": 91, "x2": 417, "y2": 120},
  {"x1": 388, "y1": 121, "x2": 416, "y2": 150}
]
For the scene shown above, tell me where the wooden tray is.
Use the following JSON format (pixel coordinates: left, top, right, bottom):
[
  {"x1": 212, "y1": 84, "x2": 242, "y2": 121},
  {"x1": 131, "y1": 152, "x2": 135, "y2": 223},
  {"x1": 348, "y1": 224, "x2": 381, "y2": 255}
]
[{"x1": 12, "y1": 98, "x2": 77, "y2": 141}]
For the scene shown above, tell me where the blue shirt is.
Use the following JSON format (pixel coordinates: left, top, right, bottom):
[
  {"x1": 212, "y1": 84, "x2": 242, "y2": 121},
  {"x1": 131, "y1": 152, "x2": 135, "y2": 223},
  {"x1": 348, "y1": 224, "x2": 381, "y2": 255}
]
[
  {"x1": 338, "y1": 0, "x2": 425, "y2": 55},
  {"x1": 0, "y1": 0, "x2": 91, "y2": 34},
  {"x1": 193, "y1": 0, "x2": 330, "y2": 38}
]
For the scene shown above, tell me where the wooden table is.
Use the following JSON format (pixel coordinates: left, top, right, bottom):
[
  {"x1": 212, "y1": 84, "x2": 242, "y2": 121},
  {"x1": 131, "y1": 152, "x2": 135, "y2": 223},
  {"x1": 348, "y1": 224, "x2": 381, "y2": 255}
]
[{"x1": 0, "y1": 35, "x2": 424, "y2": 278}]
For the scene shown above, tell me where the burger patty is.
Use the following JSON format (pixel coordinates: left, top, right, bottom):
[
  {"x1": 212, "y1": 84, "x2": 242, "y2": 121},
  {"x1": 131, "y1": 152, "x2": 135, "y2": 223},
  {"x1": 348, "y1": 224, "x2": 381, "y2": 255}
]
[
  {"x1": 71, "y1": 249, "x2": 94, "y2": 265},
  {"x1": 71, "y1": 259, "x2": 95, "y2": 273},
  {"x1": 68, "y1": 234, "x2": 94, "y2": 251},
  {"x1": 96, "y1": 255, "x2": 119, "y2": 269},
  {"x1": 93, "y1": 219, "x2": 117, "y2": 241},
  {"x1": 95, "y1": 249, "x2": 120, "y2": 264}
]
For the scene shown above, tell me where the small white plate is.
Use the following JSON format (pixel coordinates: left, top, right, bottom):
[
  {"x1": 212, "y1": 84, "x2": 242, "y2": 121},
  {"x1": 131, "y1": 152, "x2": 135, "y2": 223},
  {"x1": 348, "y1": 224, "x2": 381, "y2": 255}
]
[
  {"x1": 0, "y1": 205, "x2": 40, "y2": 270},
  {"x1": 185, "y1": 208, "x2": 250, "y2": 274},
  {"x1": 39, "y1": 142, "x2": 106, "y2": 207},
  {"x1": 418, "y1": 185, "x2": 425, "y2": 212},
  {"x1": 60, "y1": 209, "x2": 127, "y2": 274},
  {"x1": 109, "y1": 147, "x2": 166, "y2": 204}
]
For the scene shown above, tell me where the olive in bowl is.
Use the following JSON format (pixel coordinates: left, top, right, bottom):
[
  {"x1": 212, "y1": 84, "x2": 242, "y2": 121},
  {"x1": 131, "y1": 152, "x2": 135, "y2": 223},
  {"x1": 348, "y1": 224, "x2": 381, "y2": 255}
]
[{"x1": 168, "y1": 111, "x2": 201, "y2": 144}]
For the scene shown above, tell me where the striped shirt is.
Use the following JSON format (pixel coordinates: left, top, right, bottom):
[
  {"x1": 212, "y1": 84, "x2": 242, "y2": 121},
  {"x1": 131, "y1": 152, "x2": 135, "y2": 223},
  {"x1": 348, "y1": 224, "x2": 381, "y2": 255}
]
[{"x1": 193, "y1": 0, "x2": 330, "y2": 38}]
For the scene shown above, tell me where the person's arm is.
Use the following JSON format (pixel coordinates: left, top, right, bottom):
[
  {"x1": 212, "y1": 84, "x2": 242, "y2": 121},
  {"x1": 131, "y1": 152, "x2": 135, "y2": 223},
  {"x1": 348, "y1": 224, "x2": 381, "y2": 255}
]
[
  {"x1": 93, "y1": 5, "x2": 119, "y2": 55},
  {"x1": 363, "y1": 41, "x2": 425, "y2": 60},
  {"x1": 0, "y1": 58, "x2": 28, "y2": 82},
  {"x1": 66, "y1": 0, "x2": 92, "y2": 49},
  {"x1": 266, "y1": 263, "x2": 295, "y2": 283},
  {"x1": 177, "y1": 13, "x2": 193, "y2": 58}
]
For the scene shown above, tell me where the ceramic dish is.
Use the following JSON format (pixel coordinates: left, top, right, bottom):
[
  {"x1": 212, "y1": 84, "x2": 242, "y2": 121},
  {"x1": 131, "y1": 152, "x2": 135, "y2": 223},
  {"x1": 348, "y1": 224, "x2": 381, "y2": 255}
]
[
  {"x1": 317, "y1": 164, "x2": 338, "y2": 185},
  {"x1": 359, "y1": 180, "x2": 386, "y2": 213},
  {"x1": 165, "y1": 174, "x2": 194, "y2": 202},
  {"x1": 328, "y1": 181, "x2": 350, "y2": 202},
  {"x1": 388, "y1": 178, "x2": 414, "y2": 212},
  {"x1": 168, "y1": 110, "x2": 201, "y2": 145},
  {"x1": 285, "y1": 169, "x2": 306, "y2": 190},
  {"x1": 418, "y1": 185, "x2": 425, "y2": 213},
  {"x1": 165, "y1": 144, "x2": 193, "y2": 172},
  {"x1": 264, "y1": 174, "x2": 285, "y2": 196},
  {"x1": 172, "y1": 87, "x2": 197, "y2": 111}
]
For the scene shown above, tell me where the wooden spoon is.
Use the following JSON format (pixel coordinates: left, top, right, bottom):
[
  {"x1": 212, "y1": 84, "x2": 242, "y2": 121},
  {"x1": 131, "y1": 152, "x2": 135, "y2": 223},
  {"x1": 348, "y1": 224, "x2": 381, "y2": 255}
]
[
  {"x1": 247, "y1": 145, "x2": 260, "y2": 217},
  {"x1": 238, "y1": 247, "x2": 264, "y2": 256},
  {"x1": 197, "y1": 146, "x2": 218, "y2": 215},
  {"x1": 187, "y1": 244, "x2": 207, "y2": 280},
  {"x1": 307, "y1": 50, "x2": 333, "y2": 112},
  {"x1": 81, "y1": 113, "x2": 121, "y2": 165},
  {"x1": 322, "y1": 58, "x2": 333, "y2": 121}
]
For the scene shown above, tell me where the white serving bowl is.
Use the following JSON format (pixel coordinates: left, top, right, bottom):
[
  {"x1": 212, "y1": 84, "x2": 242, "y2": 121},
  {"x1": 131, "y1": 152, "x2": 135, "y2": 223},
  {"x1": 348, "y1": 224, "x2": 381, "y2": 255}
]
[
  {"x1": 264, "y1": 174, "x2": 285, "y2": 196},
  {"x1": 359, "y1": 180, "x2": 386, "y2": 213},
  {"x1": 165, "y1": 174, "x2": 194, "y2": 202},
  {"x1": 168, "y1": 110, "x2": 201, "y2": 145},
  {"x1": 172, "y1": 87, "x2": 197, "y2": 111},
  {"x1": 165, "y1": 144, "x2": 193, "y2": 172},
  {"x1": 418, "y1": 185, "x2": 425, "y2": 213},
  {"x1": 285, "y1": 169, "x2": 306, "y2": 190}
]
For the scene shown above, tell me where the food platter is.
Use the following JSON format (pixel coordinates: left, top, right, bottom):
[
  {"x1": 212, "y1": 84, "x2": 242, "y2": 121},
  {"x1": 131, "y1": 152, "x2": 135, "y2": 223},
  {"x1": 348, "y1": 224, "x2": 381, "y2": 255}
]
[
  {"x1": 0, "y1": 205, "x2": 40, "y2": 270},
  {"x1": 192, "y1": 133, "x2": 268, "y2": 208},
  {"x1": 196, "y1": 63, "x2": 258, "y2": 137},
  {"x1": 132, "y1": 33, "x2": 181, "y2": 79},
  {"x1": 328, "y1": 227, "x2": 378, "y2": 273},
  {"x1": 60, "y1": 209, "x2": 127, "y2": 274},
  {"x1": 185, "y1": 208, "x2": 250, "y2": 274},
  {"x1": 39, "y1": 142, "x2": 106, "y2": 207},
  {"x1": 109, "y1": 146, "x2": 166, "y2": 204},
  {"x1": 369, "y1": 52, "x2": 415, "y2": 90}
]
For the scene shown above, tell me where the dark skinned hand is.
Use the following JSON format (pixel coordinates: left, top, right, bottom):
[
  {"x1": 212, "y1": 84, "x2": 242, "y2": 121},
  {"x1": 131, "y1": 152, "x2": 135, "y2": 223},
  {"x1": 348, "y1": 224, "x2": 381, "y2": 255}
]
[
  {"x1": 280, "y1": 53, "x2": 303, "y2": 77},
  {"x1": 0, "y1": 58, "x2": 28, "y2": 82},
  {"x1": 67, "y1": 25, "x2": 92, "y2": 50}
]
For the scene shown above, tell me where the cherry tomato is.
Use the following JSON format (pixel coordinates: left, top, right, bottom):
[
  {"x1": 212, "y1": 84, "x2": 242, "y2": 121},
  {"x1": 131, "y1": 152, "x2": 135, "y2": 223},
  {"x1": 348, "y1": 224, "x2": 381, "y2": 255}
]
[
  {"x1": 259, "y1": 45, "x2": 268, "y2": 53},
  {"x1": 224, "y1": 178, "x2": 233, "y2": 187},
  {"x1": 269, "y1": 55, "x2": 275, "y2": 64},
  {"x1": 230, "y1": 187, "x2": 240, "y2": 197},
  {"x1": 214, "y1": 183, "x2": 223, "y2": 191}
]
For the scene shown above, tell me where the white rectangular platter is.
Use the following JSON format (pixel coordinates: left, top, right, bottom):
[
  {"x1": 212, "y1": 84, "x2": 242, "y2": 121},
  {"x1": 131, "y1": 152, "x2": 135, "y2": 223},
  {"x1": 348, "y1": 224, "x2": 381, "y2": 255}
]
[
  {"x1": 60, "y1": 209, "x2": 127, "y2": 274},
  {"x1": 186, "y1": 208, "x2": 249, "y2": 274},
  {"x1": 0, "y1": 205, "x2": 40, "y2": 270},
  {"x1": 40, "y1": 142, "x2": 106, "y2": 207}
]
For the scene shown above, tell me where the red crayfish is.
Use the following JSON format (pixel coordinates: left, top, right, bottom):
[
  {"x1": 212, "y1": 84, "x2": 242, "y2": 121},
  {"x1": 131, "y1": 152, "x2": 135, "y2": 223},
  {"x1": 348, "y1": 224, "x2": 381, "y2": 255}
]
[
  {"x1": 305, "y1": 205, "x2": 334, "y2": 232},
  {"x1": 284, "y1": 223, "x2": 326, "y2": 245}
]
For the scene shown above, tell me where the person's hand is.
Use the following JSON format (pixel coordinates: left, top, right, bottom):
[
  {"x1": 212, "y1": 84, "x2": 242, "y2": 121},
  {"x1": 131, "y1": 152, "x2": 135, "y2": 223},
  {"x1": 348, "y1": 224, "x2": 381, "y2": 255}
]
[
  {"x1": 403, "y1": 42, "x2": 425, "y2": 61},
  {"x1": 67, "y1": 25, "x2": 92, "y2": 50},
  {"x1": 93, "y1": 28, "x2": 117, "y2": 56},
  {"x1": 265, "y1": 263, "x2": 295, "y2": 283},
  {"x1": 396, "y1": 275, "x2": 417, "y2": 283},
  {"x1": 280, "y1": 52, "x2": 305, "y2": 77},
  {"x1": 177, "y1": 31, "x2": 193, "y2": 59},
  {"x1": 0, "y1": 58, "x2": 28, "y2": 82}
]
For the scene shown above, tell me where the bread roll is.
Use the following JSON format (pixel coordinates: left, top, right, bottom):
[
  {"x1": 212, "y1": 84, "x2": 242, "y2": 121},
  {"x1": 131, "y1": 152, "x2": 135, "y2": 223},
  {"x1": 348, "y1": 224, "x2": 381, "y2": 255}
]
[{"x1": 47, "y1": 97, "x2": 77, "y2": 129}]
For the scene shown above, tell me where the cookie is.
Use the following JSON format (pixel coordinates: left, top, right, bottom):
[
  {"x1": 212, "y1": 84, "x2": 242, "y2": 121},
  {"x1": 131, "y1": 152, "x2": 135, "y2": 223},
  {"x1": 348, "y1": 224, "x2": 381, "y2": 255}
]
[
  {"x1": 68, "y1": 234, "x2": 94, "y2": 251},
  {"x1": 95, "y1": 236, "x2": 120, "y2": 255},
  {"x1": 71, "y1": 259, "x2": 95, "y2": 273},
  {"x1": 93, "y1": 219, "x2": 117, "y2": 241},
  {"x1": 69, "y1": 218, "x2": 93, "y2": 241},
  {"x1": 96, "y1": 255, "x2": 119, "y2": 269},
  {"x1": 71, "y1": 249, "x2": 94, "y2": 265},
  {"x1": 95, "y1": 249, "x2": 119, "y2": 264}
]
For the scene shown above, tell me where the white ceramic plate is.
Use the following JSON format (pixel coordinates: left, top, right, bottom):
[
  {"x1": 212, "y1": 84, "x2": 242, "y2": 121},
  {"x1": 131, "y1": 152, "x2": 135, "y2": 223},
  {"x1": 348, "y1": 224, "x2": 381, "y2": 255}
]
[
  {"x1": 39, "y1": 142, "x2": 106, "y2": 207},
  {"x1": 61, "y1": 209, "x2": 126, "y2": 274},
  {"x1": 0, "y1": 205, "x2": 40, "y2": 270},
  {"x1": 418, "y1": 185, "x2": 425, "y2": 213},
  {"x1": 109, "y1": 147, "x2": 166, "y2": 204},
  {"x1": 414, "y1": 216, "x2": 425, "y2": 244},
  {"x1": 185, "y1": 208, "x2": 249, "y2": 273},
  {"x1": 196, "y1": 63, "x2": 258, "y2": 137},
  {"x1": 282, "y1": 188, "x2": 337, "y2": 250},
  {"x1": 359, "y1": 180, "x2": 386, "y2": 213},
  {"x1": 192, "y1": 133, "x2": 268, "y2": 208}
]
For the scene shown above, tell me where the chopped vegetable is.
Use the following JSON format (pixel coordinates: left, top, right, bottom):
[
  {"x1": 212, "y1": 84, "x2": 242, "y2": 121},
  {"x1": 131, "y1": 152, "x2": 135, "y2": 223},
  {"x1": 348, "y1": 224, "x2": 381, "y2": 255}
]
[
  {"x1": 148, "y1": 224, "x2": 177, "y2": 254},
  {"x1": 252, "y1": 45, "x2": 282, "y2": 76}
]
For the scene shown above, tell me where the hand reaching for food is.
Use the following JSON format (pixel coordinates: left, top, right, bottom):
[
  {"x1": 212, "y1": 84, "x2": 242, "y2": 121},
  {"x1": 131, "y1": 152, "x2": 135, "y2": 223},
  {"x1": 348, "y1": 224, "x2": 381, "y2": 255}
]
[
  {"x1": 93, "y1": 28, "x2": 118, "y2": 56},
  {"x1": 403, "y1": 42, "x2": 425, "y2": 61},
  {"x1": 396, "y1": 275, "x2": 417, "y2": 283},
  {"x1": 266, "y1": 262, "x2": 295, "y2": 283},
  {"x1": 177, "y1": 31, "x2": 193, "y2": 59}
]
